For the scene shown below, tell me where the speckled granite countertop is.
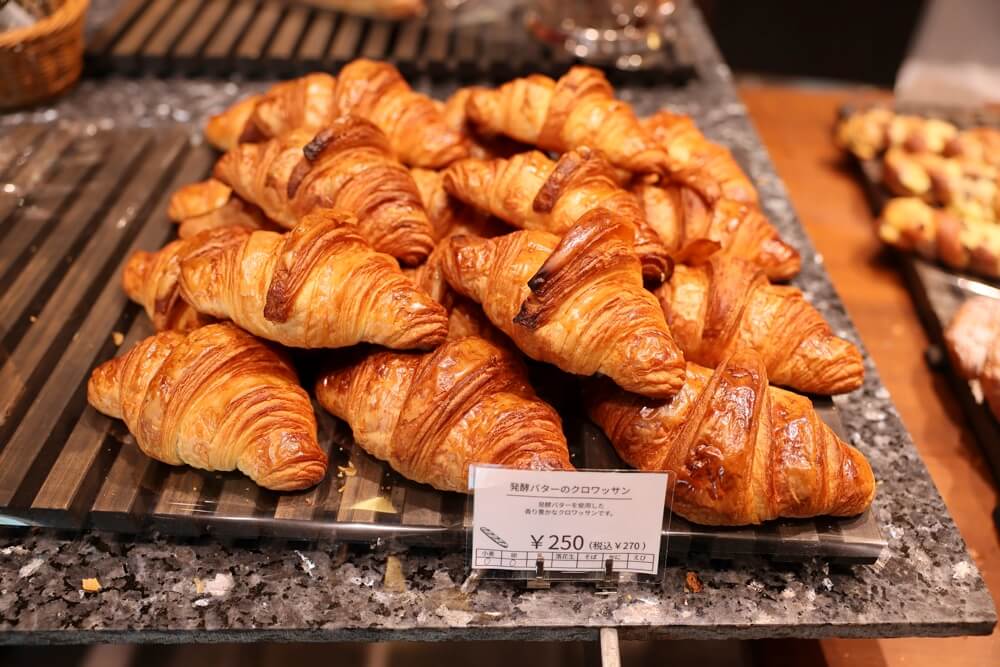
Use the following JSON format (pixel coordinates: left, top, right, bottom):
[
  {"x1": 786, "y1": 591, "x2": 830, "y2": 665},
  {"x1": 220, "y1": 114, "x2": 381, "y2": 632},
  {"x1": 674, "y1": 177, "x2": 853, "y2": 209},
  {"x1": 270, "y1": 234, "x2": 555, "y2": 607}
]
[{"x1": 0, "y1": 0, "x2": 995, "y2": 644}]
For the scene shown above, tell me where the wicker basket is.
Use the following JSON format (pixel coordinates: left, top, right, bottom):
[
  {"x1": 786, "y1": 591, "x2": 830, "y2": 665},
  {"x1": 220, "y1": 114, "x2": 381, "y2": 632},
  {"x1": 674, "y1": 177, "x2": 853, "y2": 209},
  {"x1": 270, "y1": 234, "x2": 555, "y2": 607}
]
[{"x1": 0, "y1": 0, "x2": 89, "y2": 110}]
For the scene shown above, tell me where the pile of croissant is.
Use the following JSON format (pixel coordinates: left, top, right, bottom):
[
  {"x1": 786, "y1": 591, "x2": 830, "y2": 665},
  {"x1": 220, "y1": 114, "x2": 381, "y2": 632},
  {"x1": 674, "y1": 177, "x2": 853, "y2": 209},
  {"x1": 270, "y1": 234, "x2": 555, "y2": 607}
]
[
  {"x1": 837, "y1": 107, "x2": 1000, "y2": 280},
  {"x1": 88, "y1": 60, "x2": 875, "y2": 526}
]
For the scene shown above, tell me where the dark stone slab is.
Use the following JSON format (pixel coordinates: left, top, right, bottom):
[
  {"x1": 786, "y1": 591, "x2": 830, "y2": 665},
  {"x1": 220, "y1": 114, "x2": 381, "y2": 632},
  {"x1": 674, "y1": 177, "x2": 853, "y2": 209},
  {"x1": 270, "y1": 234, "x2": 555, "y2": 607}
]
[{"x1": 0, "y1": 0, "x2": 994, "y2": 643}]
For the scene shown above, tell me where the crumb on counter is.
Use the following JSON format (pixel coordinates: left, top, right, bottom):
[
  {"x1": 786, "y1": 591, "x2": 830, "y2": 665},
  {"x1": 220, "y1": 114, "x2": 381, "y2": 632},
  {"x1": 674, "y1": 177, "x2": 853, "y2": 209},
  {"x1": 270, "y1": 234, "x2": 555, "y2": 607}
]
[
  {"x1": 685, "y1": 571, "x2": 703, "y2": 593},
  {"x1": 112, "y1": 331, "x2": 124, "y2": 346},
  {"x1": 82, "y1": 577, "x2": 102, "y2": 592}
]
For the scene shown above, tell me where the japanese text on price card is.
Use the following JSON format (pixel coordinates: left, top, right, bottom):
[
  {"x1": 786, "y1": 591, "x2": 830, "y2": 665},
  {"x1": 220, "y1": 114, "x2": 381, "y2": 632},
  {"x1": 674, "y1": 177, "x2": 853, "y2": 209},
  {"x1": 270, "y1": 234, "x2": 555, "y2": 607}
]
[{"x1": 470, "y1": 466, "x2": 670, "y2": 575}]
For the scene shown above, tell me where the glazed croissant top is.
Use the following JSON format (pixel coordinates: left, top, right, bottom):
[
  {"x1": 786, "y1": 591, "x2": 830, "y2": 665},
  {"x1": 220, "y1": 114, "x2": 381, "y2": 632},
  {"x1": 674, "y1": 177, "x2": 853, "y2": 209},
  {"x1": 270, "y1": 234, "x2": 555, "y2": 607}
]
[
  {"x1": 443, "y1": 148, "x2": 671, "y2": 283},
  {"x1": 176, "y1": 210, "x2": 448, "y2": 349},
  {"x1": 213, "y1": 115, "x2": 435, "y2": 265},
  {"x1": 88, "y1": 323, "x2": 327, "y2": 491},
  {"x1": 586, "y1": 349, "x2": 876, "y2": 525},
  {"x1": 440, "y1": 207, "x2": 686, "y2": 398},
  {"x1": 205, "y1": 61, "x2": 468, "y2": 168},
  {"x1": 655, "y1": 256, "x2": 864, "y2": 394},
  {"x1": 635, "y1": 181, "x2": 802, "y2": 281},
  {"x1": 465, "y1": 67, "x2": 674, "y2": 177},
  {"x1": 316, "y1": 336, "x2": 572, "y2": 492}
]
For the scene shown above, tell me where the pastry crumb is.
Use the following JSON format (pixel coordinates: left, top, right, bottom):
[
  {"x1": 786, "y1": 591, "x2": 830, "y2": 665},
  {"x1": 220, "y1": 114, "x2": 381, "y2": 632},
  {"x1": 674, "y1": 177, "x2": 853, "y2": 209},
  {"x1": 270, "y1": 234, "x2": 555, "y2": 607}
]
[
  {"x1": 29, "y1": 315, "x2": 37, "y2": 323},
  {"x1": 112, "y1": 331, "x2": 124, "y2": 346},
  {"x1": 194, "y1": 578, "x2": 205, "y2": 594},
  {"x1": 82, "y1": 577, "x2": 101, "y2": 592},
  {"x1": 337, "y1": 462, "x2": 357, "y2": 477},
  {"x1": 685, "y1": 571, "x2": 703, "y2": 593}
]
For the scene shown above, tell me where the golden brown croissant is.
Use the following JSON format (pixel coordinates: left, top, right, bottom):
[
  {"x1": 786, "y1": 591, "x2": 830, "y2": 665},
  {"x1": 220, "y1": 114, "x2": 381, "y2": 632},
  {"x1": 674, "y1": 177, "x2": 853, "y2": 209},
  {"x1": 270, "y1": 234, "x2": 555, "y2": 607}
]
[
  {"x1": 440, "y1": 207, "x2": 686, "y2": 398},
  {"x1": 166, "y1": 179, "x2": 279, "y2": 240},
  {"x1": 586, "y1": 349, "x2": 877, "y2": 525},
  {"x1": 206, "y1": 63, "x2": 467, "y2": 168},
  {"x1": 404, "y1": 241, "x2": 506, "y2": 345},
  {"x1": 465, "y1": 67, "x2": 699, "y2": 187},
  {"x1": 655, "y1": 256, "x2": 863, "y2": 394},
  {"x1": 944, "y1": 296, "x2": 1000, "y2": 419},
  {"x1": 213, "y1": 115, "x2": 434, "y2": 265},
  {"x1": 408, "y1": 166, "x2": 506, "y2": 242},
  {"x1": 88, "y1": 323, "x2": 327, "y2": 491},
  {"x1": 316, "y1": 336, "x2": 571, "y2": 492},
  {"x1": 878, "y1": 196, "x2": 1000, "y2": 279},
  {"x1": 443, "y1": 148, "x2": 672, "y2": 283},
  {"x1": 635, "y1": 181, "x2": 801, "y2": 281},
  {"x1": 642, "y1": 110, "x2": 757, "y2": 204},
  {"x1": 442, "y1": 87, "x2": 531, "y2": 161},
  {"x1": 205, "y1": 95, "x2": 265, "y2": 152},
  {"x1": 123, "y1": 240, "x2": 212, "y2": 332},
  {"x1": 177, "y1": 210, "x2": 448, "y2": 349}
]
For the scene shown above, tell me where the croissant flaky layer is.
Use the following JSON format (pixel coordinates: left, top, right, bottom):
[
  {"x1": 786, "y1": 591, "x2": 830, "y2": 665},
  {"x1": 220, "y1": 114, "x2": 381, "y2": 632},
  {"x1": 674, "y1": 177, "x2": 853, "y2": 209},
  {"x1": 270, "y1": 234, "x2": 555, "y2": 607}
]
[
  {"x1": 316, "y1": 336, "x2": 572, "y2": 492},
  {"x1": 465, "y1": 67, "x2": 674, "y2": 177},
  {"x1": 443, "y1": 148, "x2": 671, "y2": 282},
  {"x1": 586, "y1": 349, "x2": 876, "y2": 525},
  {"x1": 172, "y1": 210, "x2": 447, "y2": 349},
  {"x1": 635, "y1": 182, "x2": 801, "y2": 281},
  {"x1": 213, "y1": 115, "x2": 435, "y2": 265},
  {"x1": 440, "y1": 207, "x2": 686, "y2": 398},
  {"x1": 205, "y1": 62, "x2": 468, "y2": 167},
  {"x1": 642, "y1": 110, "x2": 757, "y2": 204},
  {"x1": 167, "y1": 179, "x2": 279, "y2": 240},
  {"x1": 88, "y1": 323, "x2": 327, "y2": 491},
  {"x1": 655, "y1": 256, "x2": 864, "y2": 394}
]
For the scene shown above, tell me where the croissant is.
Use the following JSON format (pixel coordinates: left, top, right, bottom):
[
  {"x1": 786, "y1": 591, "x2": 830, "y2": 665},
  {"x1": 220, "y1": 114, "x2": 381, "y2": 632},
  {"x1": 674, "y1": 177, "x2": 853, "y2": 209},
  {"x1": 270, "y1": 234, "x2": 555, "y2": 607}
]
[
  {"x1": 642, "y1": 110, "x2": 757, "y2": 204},
  {"x1": 465, "y1": 67, "x2": 698, "y2": 186},
  {"x1": 213, "y1": 115, "x2": 434, "y2": 265},
  {"x1": 316, "y1": 336, "x2": 571, "y2": 492},
  {"x1": 443, "y1": 149, "x2": 672, "y2": 283},
  {"x1": 944, "y1": 296, "x2": 1000, "y2": 420},
  {"x1": 634, "y1": 181, "x2": 801, "y2": 281},
  {"x1": 878, "y1": 196, "x2": 1000, "y2": 279},
  {"x1": 440, "y1": 207, "x2": 686, "y2": 397},
  {"x1": 945, "y1": 127, "x2": 1000, "y2": 167},
  {"x1": 442, "y1": 87, "x2": 530, "y2": 161},
  {"x1": 205, "y1": 62, "x2": 468, "y2": 167},
  {"x1": 123, "y1": 240, "x2": 211, "y2": 332},
  {"x1": 404, "y1": 241, "x2": 506, "y2": 345},
  {"x1": 88, "y1": 323, "x2": 327, "y2": 491},
  {"x1": 409, "y1": 166, "x2": 504, "y2": 241},
  {"x1": 586, "y1": 349, "x2": 877, "y2": 525},
  {"x1": 655, "y1": 256, "x2": 864, "y2": 394},
  {"x1": 166, "y1": 179, "x2": 278, "y2": 239},
  {"x1": 177, "y1": 210, "x2": 448, "y2": 349}
]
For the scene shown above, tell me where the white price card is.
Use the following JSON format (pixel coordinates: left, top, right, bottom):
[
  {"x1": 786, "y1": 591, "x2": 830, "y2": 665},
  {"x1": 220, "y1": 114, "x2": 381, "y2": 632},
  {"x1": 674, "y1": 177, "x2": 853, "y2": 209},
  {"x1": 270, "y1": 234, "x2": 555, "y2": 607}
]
[{"x1": 470, "y1": 466, "x2": 670, "y2": 575}]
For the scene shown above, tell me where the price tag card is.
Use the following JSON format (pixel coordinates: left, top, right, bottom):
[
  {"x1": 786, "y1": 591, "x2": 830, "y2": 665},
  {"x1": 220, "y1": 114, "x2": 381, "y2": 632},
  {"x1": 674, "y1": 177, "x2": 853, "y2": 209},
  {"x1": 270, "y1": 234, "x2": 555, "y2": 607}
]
[{"x1": 470, "y1": 466, "x2": 670, "y2": 576}]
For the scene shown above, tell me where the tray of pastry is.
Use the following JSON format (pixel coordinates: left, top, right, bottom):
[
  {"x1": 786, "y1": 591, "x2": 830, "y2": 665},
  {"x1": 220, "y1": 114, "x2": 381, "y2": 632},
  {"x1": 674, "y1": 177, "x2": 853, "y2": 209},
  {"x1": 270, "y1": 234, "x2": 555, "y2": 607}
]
[
  {"x1": 837, "y1": 105, "x2": 1000, "y2": 486},
  {"x1": 0, "y1": 64, "x2": 885, "y2": 564},
  {"x1": 85, "y1": 0, "x2": 695, "y2": 82}
]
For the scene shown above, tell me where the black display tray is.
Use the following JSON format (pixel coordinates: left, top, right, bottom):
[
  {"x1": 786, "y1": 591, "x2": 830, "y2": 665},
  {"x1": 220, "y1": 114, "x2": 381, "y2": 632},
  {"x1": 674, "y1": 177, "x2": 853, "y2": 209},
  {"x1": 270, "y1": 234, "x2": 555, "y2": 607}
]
[
  {"x1": 0, "y1": 122, "x2": 885, "y2": 563},
  {"x1": 85, "y1": 0, "x2": 695, "y2": 83}
]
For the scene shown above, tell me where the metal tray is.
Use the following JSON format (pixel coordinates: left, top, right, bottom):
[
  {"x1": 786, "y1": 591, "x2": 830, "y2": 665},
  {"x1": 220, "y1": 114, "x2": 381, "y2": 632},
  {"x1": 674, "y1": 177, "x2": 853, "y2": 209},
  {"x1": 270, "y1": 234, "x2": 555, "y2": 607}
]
[
  {"x1": 85, "y1": 0, "x2": 695, "y2": 83},
  {"x1": 0, "y1": 122, "x2": 886, "y2": 563}
]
